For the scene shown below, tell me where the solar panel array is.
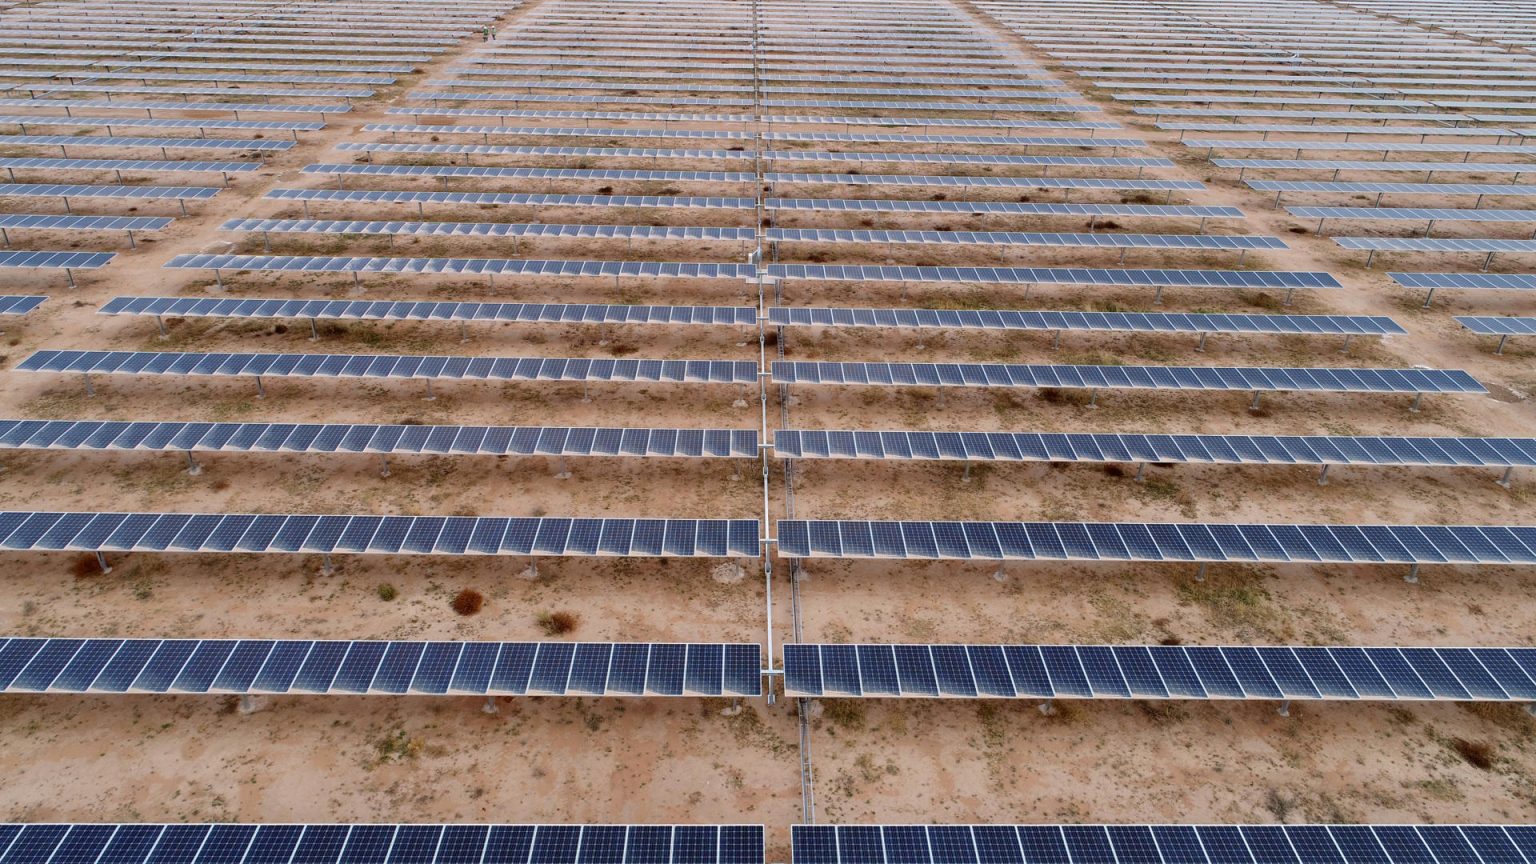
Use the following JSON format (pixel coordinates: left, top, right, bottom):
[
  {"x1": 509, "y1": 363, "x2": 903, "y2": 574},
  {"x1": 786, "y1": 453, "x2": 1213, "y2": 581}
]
[
  {"x1": 0, "y1": 511, "x2": 761, "y2": 557},
  {"x1": 790, "y1": 825, "x2": 1536, "y2": 864},
  {"x1": 776, "y1": 519, "x2": 1536, "y2": 564},
  {"x1": 0, "y1": 825, "x2": 767, "y2": 864},
  {"x1": 0, "y1": 638, "x2": 762, "y2": 696},
  {"x1": 0, "y1": 419, "x2": 759, "y2": 459},
  {"x1": 772, "y1": 430, "x2": 1536, "y2": 470},
  {"x1": 782, "y1": 643, "x2": 1536, "y2": 700}
]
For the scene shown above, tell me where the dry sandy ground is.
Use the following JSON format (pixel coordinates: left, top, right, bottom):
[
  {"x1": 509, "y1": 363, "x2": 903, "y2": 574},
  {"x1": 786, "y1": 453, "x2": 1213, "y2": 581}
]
[{"x1": 0, "y1": 0, "x2": 1533, "y2": 841}]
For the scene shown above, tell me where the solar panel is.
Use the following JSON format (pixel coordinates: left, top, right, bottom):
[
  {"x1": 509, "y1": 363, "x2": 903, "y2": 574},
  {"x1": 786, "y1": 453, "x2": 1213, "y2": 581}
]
[
  {"x1": 1166, "y1": 123, "x2": 1514, "y2": 137},
  {"x1": 766, "y1": 200, "x2": 1242, "y2": 218},
  {"x1": 162, "y1": 254, "x2": 757, "y2": 281},
  {"x1": 766, "y1": 230, "x2": 1283, "y2": 251},
  {"x1": 0, "y1": 250, "x2": 113, "y2": 269},
  {"x1": 764, "y1": 173, "x2": 1201, "y2": 190},
  {"x1": 1391, "y1": 272, "x2": 1536, "y2": 290},
  {"x1": 0, "y1": 295, "x2": 44, "y2": 315},
  {"x1": 362, "y1": 124, "x2": 1143, "y2": 147},
  {"x1": 266, "y1": 189, "x2": 757, "y2": 210},
  {"x1": 19, "y1": 350, "x2": 760, "y2": 386},
  {"x1": 220, "y1": 220, "x2": 755, "y2": 242},
  {"x1": 302, "y1": 164, "x2": 755, "y2": 183},
  {"x1": 767, "y1": 307, "x2": 1400, "y2": 337},
  {"x1": 387, "y1": 107, "x2": 1117, "y2": 129},
  {"x1": 0, "y1": 420, "x2": 760, "y2": 459},
  {"x1": 783, "y1": 643, "x2": 1536, "y2": 701},
  {"x1": 767, "y1": 265, "x2": 1340, "y2": 292},
  {"x1": 1457, "y1": 316, "x2": 1536, "y2": 336},
  {"x1": 772, "y1": 430, "x2": 1536, "y2": 471},
  {"x1": 100, "y1": 296, "x2": 758, "y2": 328},
  {"x1": 1192, "y1": 139, "x2": 1536, "y2": 154},
  {"x1": 1216, "y1": 159, "x2": 1536, "y2": 175},
  {"x1": 0, "y1": 184, "x2": 219, "y2": 201},
  {"x1": 0, "y1": 825, "x2": 767, "y2": 864},
  {"x1": 0, "y1": 158, "x2": 260, "y2": 175},
  {"x1": 0, "y1": 214, "x2": 172, "y2": 232},
  {"x1": 0, "y1": 135, "x2": 293, "y2": 152},
  {"x1": 0, "y1": 114, "x2": 324, "y2": 132},
  {"x1": 337, "y1": 143, "x2": 758, "y2": 159},
  {"x1": 790, "y1": 825, "x2": 1534, "y2": 864},
  {"x1": 0, "y1": 512, "x2": 761, "y2": 557},
  {"x1": 1253, "y1": 180, "x2": 1536, "y2": 197},
  {"x1": 1293, "y1": 207, "x2": 1536, "y2": 223},
  {"x1": 0, "y1": 639, "x2": 762, "y2": 696},
  {"x1": 1338, "y1": 237, "x2": 1536, "y2": 253},
  {"x1": 0, "y1": 98, "x2": 347, "y2": 114},
  {"x1": 775, "y1": 519, "x2": 1534, "y2": 565}
]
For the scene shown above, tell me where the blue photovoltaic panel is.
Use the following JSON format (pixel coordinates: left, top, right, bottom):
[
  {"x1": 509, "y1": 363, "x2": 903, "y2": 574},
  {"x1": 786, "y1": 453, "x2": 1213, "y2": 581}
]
[
  {"x1": 0, "y1": 215, "x2": 172, "y2": 232},
  {"x1": 771, "y1": 430, "x2": 1536, "y2": 469},
  {"x1": 0, "y1": 114, "x2": 324, "y2": 131},
  {"x1": 0, "y1": 184, "x2": 218, "y2": 201},
  {"x1": 772, "y1": 362, "x2": 1484, "y2": 395},
  {"x1": 1338, "y1": 238, "x2": 1536, "y2": 254},
  {"x1": 789, "y1": 826, "x2": 1536, "y2": 864},
  {"x1": 1391, "y1": 273, "x2": 1536, "y2": 291},
  {"x1": 766, "y1": 265, "x2": 1339, "y2": 289},
  {"x1": 265, "y1": 188, "x2": 757, "y2": 209},
  {"x1": 0, "y1": 135, "x2": 293, "y2": 151},
  {"x1": 767, "y1": 308, "x2": 1398, "y2": 336},
  {"x1": 1294, "y1": 208, "x2": 1536, "y2": 223},
  {"x1": 0, "y1": 158, "x2": 260, "y2": 174},
  {"x1": 221, "y1": 220, "x2": 757, "y2": 242},
  {"x1": 0, "y1": 420, "x2": 758, "y2": 459},
  {"x1": 0, "y1": 296, "x2": 44, "y2": 316},
  {"x1": 163, "y1": 254, "x2": 756, "y2": 280},
  {"x1": 0, "y1": 250, "x2": 114, "y2": 269},
  {"x1": 18, "y1": 351, "x2": 759, "y2": 386},
  {"x1": 767, "y1": 199, "x2": 1241, "y2": 218},
  {"x1": 0, "y1": 825, "x2": 764, "y2": 864},
  {"x1": 775, "y1": 520, "x2": 1534, "y2": 565},
  {"x1": 765, "y1": 229, "x2": 1282, "y2": 250},
  {"x1": 101, "y1": 296, "x2": 757, "y2": 327},
  {"x1": 0, "y1": 513, "x2": 760, "y2": 557},
  {"x1": 1457, "y1": 317, "x2": 1536, "y2": 337},
  {"x1": 0, "y1": 639, "x2": 761, "y2": 696}
]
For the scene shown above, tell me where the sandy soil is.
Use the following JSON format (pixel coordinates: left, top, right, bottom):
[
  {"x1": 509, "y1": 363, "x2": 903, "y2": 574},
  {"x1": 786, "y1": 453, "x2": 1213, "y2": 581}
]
[{"x1": 0, "y1": 0, "x2": 1533, "y2": 840}]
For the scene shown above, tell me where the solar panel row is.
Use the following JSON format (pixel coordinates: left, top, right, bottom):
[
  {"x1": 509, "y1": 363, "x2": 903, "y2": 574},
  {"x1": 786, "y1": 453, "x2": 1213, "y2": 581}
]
[
  {"x1": 766, "y1": 308, "x2": 1401, "y2": 336},
  {"x1": 790, "y1": 824, "x2": 1536, "y2": 864},
  {"x1": 772, "y1": 430, "x2": 1535, "y2": 468},
  {"x1": 0, "y1": 512, "x2": 761, "y2": 557},
  {"x1": 19, "y1": 350, "x2": 760, "y2": 385},
  {"x1": 99, "y1": 297, "x2": 758, "y2": 327},
  {"x1": 771, "y1": 362, "x2": 1480, "y2": 394},
  {"x1": 0, "y1": 295, "x2": 44, "y2": 315},
  {"x1": 0, "y1": 824, "x2": 766, "y2": 864},
  {"x1": 0, "y1": 420, "x2": 759, "y2": 459},
  {"x1": 775, "y1": 519, "x2": 1535, "y2": 564},
  {"x1": 0, "y1": 638, "x2": 762, "y2": 696},
  {"x1": 781, "y1": 642, "x2": 1536, "y2": 700}
]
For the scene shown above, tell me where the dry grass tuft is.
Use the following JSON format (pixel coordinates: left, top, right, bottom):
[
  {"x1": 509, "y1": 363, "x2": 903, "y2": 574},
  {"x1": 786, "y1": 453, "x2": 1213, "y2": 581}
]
[
  {"x1": 537, "y1": 610, "x2": 579, "y2": 635},
  {"x1": 1451, "y1": 737, "x2": 1496, "y2": 770}
]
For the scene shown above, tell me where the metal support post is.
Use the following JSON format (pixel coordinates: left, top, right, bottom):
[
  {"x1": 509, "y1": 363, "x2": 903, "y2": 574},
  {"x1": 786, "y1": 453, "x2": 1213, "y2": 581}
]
[
  {"x1": 1196, "y1": 332, "x2": 1208, "y2": 352},
  {"x1": 1496, "y1": 335, "x2": 1509, "y2": 355},
  {"x1": 1277, "y1": 700, "x2": 1290, "y2": 718},
  {"x1": 1087, "y1": 388, "x2": 1098, "y2": 408},
  {"x1": 1249, "y1": 391, "x2": 1262, "y2": 412},
  {"x1": 96, "y1": 551, "x2": 111, "y2": 573},
  {"x1": 1196, "y1": 563, "x2": 1207, "y2": 582},
  {"x1": 482, "y1": 695, "x2": 498, "y2": 714},
  {"x1": 184, "y1": 451, "x2": 201, "y2": 476},
  {"x1": 309, "y1": 318, "x2": 319, "y2": 340},
  {"x1": 1405, "y1": 564, "x2": 1420, "y2": 584},
  {"x1": 321, "y1": 553, "x2": 334, "y2": 575},
  {"x1": 254, "y1": 376, "x2": 265, "y2": 398},
  {"x1": 1135, "y1": 462, "x2": 1146, "y2": 483},
  {"x1": 424, "y1": 380, "x2": 436, "y2": 401},
  {"x1": 83, "y1": 373, "x2": 94, "y2": 397},
  {"x1": 1498, "y1": 466, "x2": 1514, "y2": 488},
  {"x1": 962, "y1": 460, "x2": 972, "y2": 483},
  {"x1": 156, "y1": 315, "x2": 168, "y2": 338},
  {"x1": 379, "y1": 454, "x2": 390, "y2": 478},
  {"x1": 1409, "y1": 393, "x2": 1423, "y2": 413},
  {"x1": 1339, "y1": 335, "x2": 1353, "y2": 355}
]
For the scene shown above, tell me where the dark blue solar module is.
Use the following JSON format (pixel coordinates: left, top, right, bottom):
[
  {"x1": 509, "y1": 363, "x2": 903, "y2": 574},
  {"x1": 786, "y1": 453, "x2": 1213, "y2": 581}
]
[
  {"x1": 790, "y1": 825, "x2": 1536, "y2": 864},
  {"x1": 776, "y1": 520, "x2": 1536, "y2": 565},
  {"x1": 0, "y1": 420, "x2": 758, "y2": 459},
  {"x1": 0, "y1": 513, "x2": 760, "y2": 557},
  {"x1": 0, "y1": 639, "x2": 761, "y2": 696},
  {"x1": 0, "y1": 825, "x2": 765, "y2": 864}
]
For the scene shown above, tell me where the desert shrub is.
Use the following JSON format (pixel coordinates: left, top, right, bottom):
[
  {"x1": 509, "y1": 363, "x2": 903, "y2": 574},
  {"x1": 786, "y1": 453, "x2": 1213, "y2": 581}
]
[
  {"x1": 451, "y1": 588, "x2": 484, "y2": 616},
  {"x1": 377, "y1": 583, "x2": 398, "y2": 601},
  {"x1": 1452, "y1": 738, "x2": 1495, "y2": 770}
]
